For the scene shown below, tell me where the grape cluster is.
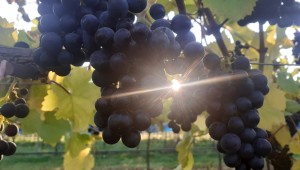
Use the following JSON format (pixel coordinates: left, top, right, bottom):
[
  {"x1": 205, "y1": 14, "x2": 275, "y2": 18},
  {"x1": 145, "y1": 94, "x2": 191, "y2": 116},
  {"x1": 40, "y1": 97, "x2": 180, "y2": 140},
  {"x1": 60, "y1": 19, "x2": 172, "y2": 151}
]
[
  {"x1": 87, "y1": 1, "x2": 207, "y2": 147},
  {"x1": 202, "y1": 54, "x2": 272, "y2": 169},
  {"x1": 0, "y1": 88, "x2": 29, "y2": 161},
  {"x1": 292, "y1": 32, "x2": 300, "y2": 64},
  {"x1": 238, "y1": 0, "x2": 300, "y2": 28}
]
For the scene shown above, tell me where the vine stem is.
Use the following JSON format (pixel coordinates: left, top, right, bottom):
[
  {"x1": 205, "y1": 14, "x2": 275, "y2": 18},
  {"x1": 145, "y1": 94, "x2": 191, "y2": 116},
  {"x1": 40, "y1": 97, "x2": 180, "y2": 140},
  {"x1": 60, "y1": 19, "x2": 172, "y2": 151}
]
[
  {"x1": 258, "y1": 22, "x2": 267, "y2": 71},
  {"x1": 203, "y1": 8, "x2": 230, "y2": 58},
  {"x1": 175, "y1": 0, "x2": 186, "y2": 14}
]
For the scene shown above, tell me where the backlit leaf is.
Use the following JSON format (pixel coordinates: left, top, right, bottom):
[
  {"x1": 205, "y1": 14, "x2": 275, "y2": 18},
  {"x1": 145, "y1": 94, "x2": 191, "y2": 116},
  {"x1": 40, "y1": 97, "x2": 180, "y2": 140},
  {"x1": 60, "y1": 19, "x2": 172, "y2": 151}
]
[
  {"x1": 42, "y1": 67, "x2": 100, "y2": 132},
  {"x1": 202, "y1": 0, "x2": 257, "y2": 21}
]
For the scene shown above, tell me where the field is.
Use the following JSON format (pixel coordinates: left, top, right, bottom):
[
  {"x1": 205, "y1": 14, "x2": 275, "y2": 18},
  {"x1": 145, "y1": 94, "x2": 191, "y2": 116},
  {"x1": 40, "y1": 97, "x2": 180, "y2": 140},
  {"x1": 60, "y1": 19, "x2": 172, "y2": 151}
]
[{"x1": 0, "y1": 133, "x2": 222, "y2": 170}]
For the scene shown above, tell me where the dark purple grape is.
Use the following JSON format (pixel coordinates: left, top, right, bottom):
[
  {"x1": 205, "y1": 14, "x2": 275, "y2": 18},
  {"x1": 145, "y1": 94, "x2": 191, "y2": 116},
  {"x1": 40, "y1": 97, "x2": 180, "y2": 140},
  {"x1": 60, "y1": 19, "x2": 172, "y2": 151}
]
[
  {"x1": 128, "y1": 0, "x2": 147, "y2": 13},
  {"x1": 209, "y1": 122, "x2": 227, "y2": 140},
  {"x1": 4, "y1": 124, "x2": 19, "y2": 137},
  {"x1": 102, "y1": 127, "x2": 120, "y2": 144},
  {"x1": 171, "y1": 14, "x2": 191, "y2": 34},
  {"x1": 14, "y1": 104, "x2": 30, "y2": 118},
  {"x1": 150, "y1": 3, "x2": 165, "y2": 20},
  {"x1": 203, "y1": 53, "x2": 221, "y2": 70},
  {"x1": 0, "y1": 103, "x2": 15, "y2": 118},
  {"x1": 121, "y1": 130, "x2": 141, "y2": 148},
  {"x1": 253, "y1": 138, "x2": 272, "y2": 157},
  {"x1": 220, "y1": 133, "x2": 241, "y2": 154}
]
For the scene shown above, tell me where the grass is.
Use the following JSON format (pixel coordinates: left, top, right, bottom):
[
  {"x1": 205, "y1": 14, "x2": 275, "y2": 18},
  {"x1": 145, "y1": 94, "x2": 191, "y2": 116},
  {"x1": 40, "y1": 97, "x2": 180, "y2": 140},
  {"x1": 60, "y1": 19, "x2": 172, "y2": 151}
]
[{"x1": 0, "y1": 137, "x2": 221, "y2": 170}]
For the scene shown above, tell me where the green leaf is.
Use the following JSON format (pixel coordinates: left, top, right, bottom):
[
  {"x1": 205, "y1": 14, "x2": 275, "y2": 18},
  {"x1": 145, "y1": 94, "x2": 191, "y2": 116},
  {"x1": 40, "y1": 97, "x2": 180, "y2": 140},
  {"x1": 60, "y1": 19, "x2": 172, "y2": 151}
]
[
  {"x1": 22, "y1": 111, "x2": 71, "y2": 145},
  {"x1": 286, "y1": 100, "x2": 300, "y2": 113},
  {"x1": 202, "y1": 0, "x2": 257, "y2": 21},
  {"x1": 176, "y1": 132, "x2": 194, "y2": 170},
  {"x1": 65, "y1": 132, "x2": 94, "y2": 157},
  {"x1": 259, "y1": 83, "x2": 286, "y2": 131},
  {"x1": 20, "y1": 84, "x2": 71, "y2": 145},
  {"x1": 17, "y1": 30, "x2": 35, "y2": 47},
  {"x1": 42, "y1": 67, "x2": 100, "y2": 132},
  {"x1": 277, "y1": 71, "x2": 300, "y2": 95},
  {"x1": 0, "y1": 17, "x2": 16, "y2": 46},
  {"x1": 64, "y1": 149, "x2": 95, "y2": 170}
]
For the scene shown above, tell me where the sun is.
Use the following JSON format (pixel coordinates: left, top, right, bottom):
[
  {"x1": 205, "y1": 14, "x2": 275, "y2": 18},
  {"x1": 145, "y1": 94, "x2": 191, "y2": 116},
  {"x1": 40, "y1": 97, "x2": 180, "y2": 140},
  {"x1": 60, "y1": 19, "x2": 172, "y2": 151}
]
[{"x1": 171, "y1": 79, "x2": 181, "y2": 91}]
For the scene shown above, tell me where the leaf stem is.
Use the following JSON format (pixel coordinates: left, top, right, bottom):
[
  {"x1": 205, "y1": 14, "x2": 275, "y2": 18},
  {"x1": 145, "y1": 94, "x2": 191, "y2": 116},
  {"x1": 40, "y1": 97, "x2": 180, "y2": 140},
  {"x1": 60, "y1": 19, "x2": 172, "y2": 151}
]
[{"x1": 48, "y1": 80, "x2": 71, "y2": 95}]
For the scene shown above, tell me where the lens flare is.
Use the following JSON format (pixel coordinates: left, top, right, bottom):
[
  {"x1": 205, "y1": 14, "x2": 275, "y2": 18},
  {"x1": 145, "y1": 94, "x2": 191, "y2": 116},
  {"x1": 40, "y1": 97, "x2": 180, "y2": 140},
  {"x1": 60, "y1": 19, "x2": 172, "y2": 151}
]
[{"x1": 171, "y1": 79, "x2": 181, "y2": 91}]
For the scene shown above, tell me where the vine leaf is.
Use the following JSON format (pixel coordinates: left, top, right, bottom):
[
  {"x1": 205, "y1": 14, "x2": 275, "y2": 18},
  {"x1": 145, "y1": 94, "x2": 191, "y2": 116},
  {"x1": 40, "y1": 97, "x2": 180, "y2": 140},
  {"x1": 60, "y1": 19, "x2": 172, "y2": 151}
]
[
  {"x1": 292, "y1": 160, "x2": 300, "y2": 170},
  {"x1": 65, "y1": 132, "x2": 94, "y2": 157},
  {"x1": 286, "y1": 100, "x2": 300, "y2": 113},
  {"x1": 0, "y1": 17, "x2": 16, "y2": 46},
  {"x1": 175, "y1": 132, "x2": 194, "y2": 170},
  {"x1": 289, "y1": 135, "x2": 300, "y2": 154},
  {"x1": 272, "y1": 125, "x2": 291, "y2": 147},
  {"x1": 21, "y1": 111, "x2": 71, "y2": 146},
  {"x1": 42, "y1": 67, "x2": 100, "y2": 132},
  {"x1": 277, "y1": 71, "x2": 300, "y2": 95},
  {"x1": 17, "y1": 30, "x2": 35, "y2": 47},
  {"x1": 20, "y1": 85, "x2": 71, "y2": 146},
  {"x1": 64, "y1": 148, "x2": 95, "y2": 170},
  {"x1": 202, "y1": 0, "x2": 257, "y2": 21},
  {"x1": 259, "y1": 83, "x2": 286, "y2": 131}
]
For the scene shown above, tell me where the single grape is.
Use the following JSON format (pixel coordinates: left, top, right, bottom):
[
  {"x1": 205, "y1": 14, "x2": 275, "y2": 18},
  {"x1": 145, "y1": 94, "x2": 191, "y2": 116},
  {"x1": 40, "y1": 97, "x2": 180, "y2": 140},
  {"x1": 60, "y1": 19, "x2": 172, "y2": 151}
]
[
  {"x1": 0, "y1": 103, "x2": 15, "y2": 118},
  {"x1": 209, "y1": 122, "x2": 227, "y2": 140},
  {"x1": 108, "y1": 112, "x2": 133, "y2": 135},
  {"x1": 203, "y1": 53, "x2": 221, "y2": 70},
  {"x1": 150, "y1": 3, "x2": 165, "y2": 20},
  {"x1": 121, "y1": 130, "x2": 141, "y2": 148},
  {"x1": 2, "y1": 142, "x2": 16, "y2": 156},
  {"x1": 134, "y1": 112, "x2": 151, "y2": 131},
  {"x1": 14, "y1": 104, "x2": 30, "y2": 118},
  {"x1": 0, "y1": 140, "x2": 9, "y2": 154},
  {"x1": 4, "y1": 124, "x2": 19, "y2": 137},
  {"x1": 171, "y1": 14, "x2": 191, "y2": 35},
  {"x1": 128, "y1": 0, "x2": 147, "y2": 13},
  {"x1": 102, "y1": 127, "x2": 120, "y2": 144},
  {"x1": 227, "y1": 116, "x2": 244, "y2": 134},
  {"x1": 220, "y1": 133, "x2": 241, "y2": 154},
  {"x1": 253, "y1": 138, "x2": 272, "y2": 157}
]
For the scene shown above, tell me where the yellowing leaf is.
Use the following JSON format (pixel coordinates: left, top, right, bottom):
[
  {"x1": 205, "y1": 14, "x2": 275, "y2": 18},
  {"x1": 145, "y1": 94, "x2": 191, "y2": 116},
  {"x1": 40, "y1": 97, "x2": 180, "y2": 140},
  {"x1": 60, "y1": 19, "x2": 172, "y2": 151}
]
[
  {"x1": 289, "y1": 135, "x2": 300, "y2": 155},
  {"x1": 292, "y1": 160, "x2": 300, "y2": 170},
  {"x1": 64, "y1": 149, "x2": 95, "y2": 170},
  {"x1": 65, "y1": 133, "x2": 94, "y2": 157},
  {"x1": 176, "y1": 132, "x2": 194, "y2": 170},
  {"x1": 272, "y1": 124, "x2": 292, "y2": 147},
  {"x1": 259, "y1": 83, "x2": 286, "y2": 131},
  {"x1": 42, "y1": 67, "x2": 100, "y2": 132},
  {"x1": 202, "y1": 0, "x2": 257, "y2": 21}
]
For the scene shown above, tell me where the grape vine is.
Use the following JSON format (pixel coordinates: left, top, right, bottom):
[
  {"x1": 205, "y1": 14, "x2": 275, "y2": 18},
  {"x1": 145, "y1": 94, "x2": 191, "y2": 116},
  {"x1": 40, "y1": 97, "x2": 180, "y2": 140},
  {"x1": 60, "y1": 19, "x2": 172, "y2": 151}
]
[{"x1": 2, "y1": 0, "x2": 300, "y2": 169}]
